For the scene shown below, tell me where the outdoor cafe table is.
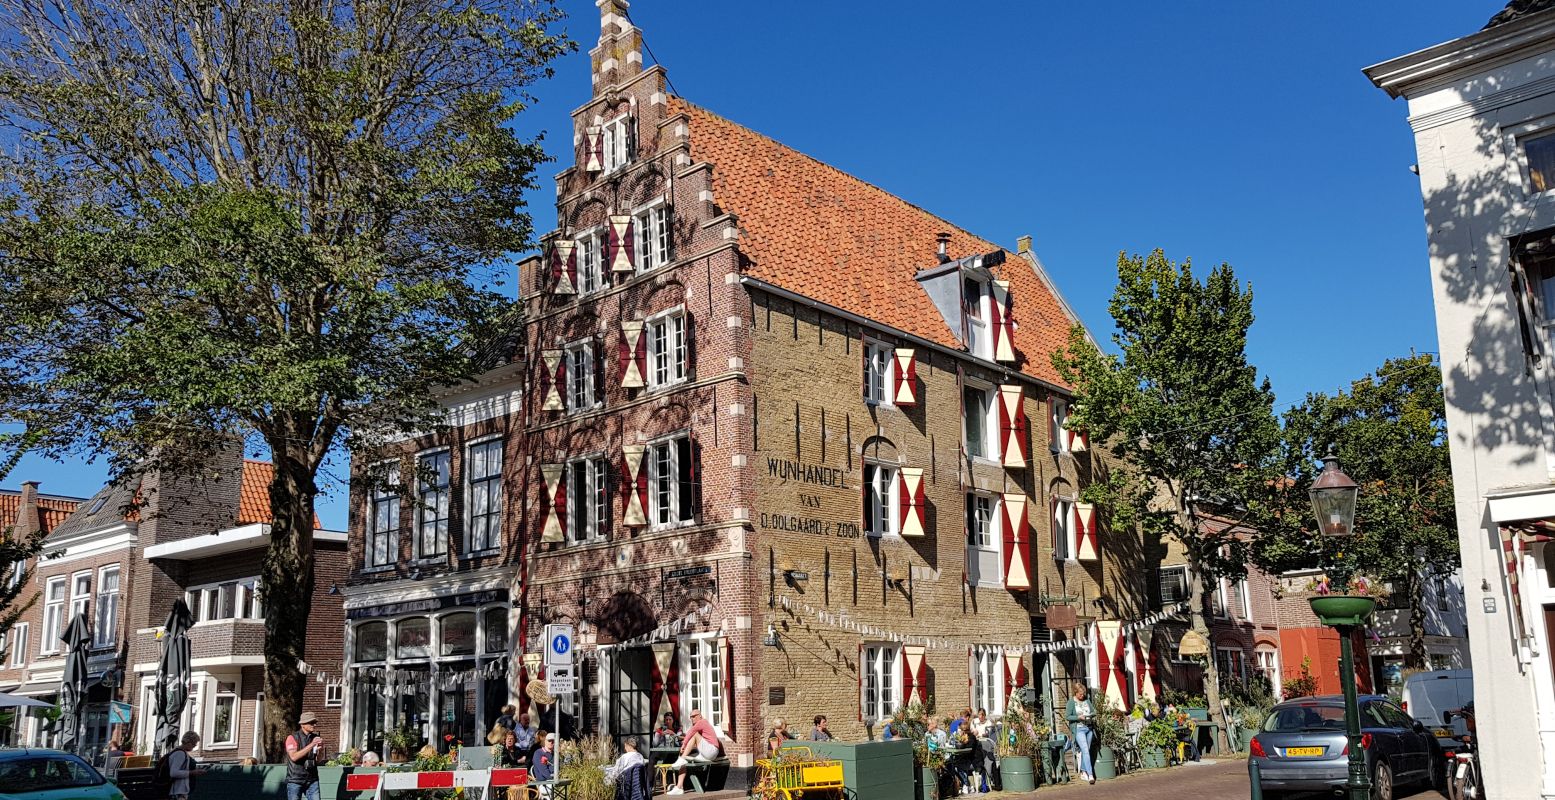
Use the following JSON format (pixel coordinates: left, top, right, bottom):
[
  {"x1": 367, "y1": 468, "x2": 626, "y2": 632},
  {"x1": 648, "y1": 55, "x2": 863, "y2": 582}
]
[{"x1": 649, "y1": 747, "x2": 680, "y2": 792}]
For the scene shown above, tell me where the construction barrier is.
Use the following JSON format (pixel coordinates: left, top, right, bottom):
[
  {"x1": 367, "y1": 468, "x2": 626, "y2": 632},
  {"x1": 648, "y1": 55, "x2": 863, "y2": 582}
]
[{"x1": 344, "y1": 768, "x2": 531, "y2": 800}]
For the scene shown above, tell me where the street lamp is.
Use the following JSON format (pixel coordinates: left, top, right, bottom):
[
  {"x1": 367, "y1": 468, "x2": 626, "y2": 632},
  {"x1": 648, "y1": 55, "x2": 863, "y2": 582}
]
[{"x1": 1307, "y1": 453, "x2": 1369, "y2": 800}]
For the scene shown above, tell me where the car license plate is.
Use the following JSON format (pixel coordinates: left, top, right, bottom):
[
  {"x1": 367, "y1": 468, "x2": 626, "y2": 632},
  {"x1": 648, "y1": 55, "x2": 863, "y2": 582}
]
[
  {"x1": 1285, "y1": 746, "x2": 1324, "y2": 757},
  {"x1": 1433, "y1": 728, "x2": 1451, "y2": 738}
]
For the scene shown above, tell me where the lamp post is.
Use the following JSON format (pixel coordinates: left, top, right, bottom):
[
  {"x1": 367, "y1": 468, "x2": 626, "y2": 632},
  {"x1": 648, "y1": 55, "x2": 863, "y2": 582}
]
[{"x1": 1306, "y1": 454, "x2": 1369, "y2": 800}]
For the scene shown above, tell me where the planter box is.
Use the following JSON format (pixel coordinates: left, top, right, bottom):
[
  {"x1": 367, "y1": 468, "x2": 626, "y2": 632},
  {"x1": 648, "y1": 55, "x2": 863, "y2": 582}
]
[
  {"x1": 1309, "y1": 596, "x2": 1377, "y2": 626},
  {"x1": 781, "y1": 738, "x2": 913, "y2": 800},
  {"x1": 1184, "y1": 708, "x2": 1210, "y2": 722},
  {"x1": 1140, "y1": 748, "x2": 1170, "y2": 769},
  {"x1": 998, "y1": 755, "x2": 1036, "y2": 792}
]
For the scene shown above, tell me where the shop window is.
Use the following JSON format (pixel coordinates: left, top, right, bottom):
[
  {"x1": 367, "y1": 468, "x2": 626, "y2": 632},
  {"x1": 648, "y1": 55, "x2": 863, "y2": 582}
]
[
  {"x1": 635, "y1": 203, "x2": 671, "y2": 273},
  {"x1": 416, "y1": 450, "x2": 451, "y2": 560},
  {"x1": 466, "y1": 439, "x2": 503, "y2": 554},
  {"x1": 483, "y1": 608, "x2": 508, "y2": 655},
  {"x1": 861, "y1": 643, "x2": 900, "y2": 722},
  {"x1": 40, "y1": 577, "x2": 64, "y2": 655},
  {"x1": 356, "y1": 621, "x2": 388, "y2": 662},
  {"x1": 440, "y1": 612, "x2": 477, "y2": 658},
  {"x1": 94, "y1": 566, "x2": 119, "y2": 648},
  {"x1": 396, "y1": 617, "x2": 432, "y2": 660},
  {"x1": 367, "y1": 465, "x2": 400, "y2": 569}
]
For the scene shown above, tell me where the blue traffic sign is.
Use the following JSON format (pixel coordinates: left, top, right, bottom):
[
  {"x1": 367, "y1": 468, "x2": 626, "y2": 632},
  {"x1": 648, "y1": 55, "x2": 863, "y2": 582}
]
[
  {"x1": 543, "y1": 623, "x2": 575, "y2": 667},
  {"x1": 551, "y1": 634, "x2": 570, "y2": 656}
]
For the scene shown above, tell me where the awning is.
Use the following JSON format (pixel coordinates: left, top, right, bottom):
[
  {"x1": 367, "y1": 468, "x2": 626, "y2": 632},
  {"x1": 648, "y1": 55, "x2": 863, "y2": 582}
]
[
  {"x1": 13, "y1": 682, "x2": 58, "y2": 697},
  {"x1": 1497, "y1": 521, "x2": 1555, "y2": 650}
]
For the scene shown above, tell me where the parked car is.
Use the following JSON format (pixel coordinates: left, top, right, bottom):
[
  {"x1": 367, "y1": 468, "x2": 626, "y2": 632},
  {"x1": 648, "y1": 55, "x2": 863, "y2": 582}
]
[
  {"x1": 0, "y1": 749, "x2": 127, "y2": 800},
  {"x1": 1248, "y1": 695, "x2": 1441, "y2": 800},
  {"x1": 1401, "y1": 668, "x2": 1473, "y2": 745}
]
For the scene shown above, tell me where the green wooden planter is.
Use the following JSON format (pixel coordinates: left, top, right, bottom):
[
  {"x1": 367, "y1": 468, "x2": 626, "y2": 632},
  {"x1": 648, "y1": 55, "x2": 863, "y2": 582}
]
[
  {"x1": 1309, "y1": 595, "x2": 1377, "y2": 625},
  {"x1": 997, "y1": 756, "x2": 1035, "y2": 792},
  {"x1": 915, "y1": 765, "x2": 939, "y2": 800},
  {"x1": 1093, "y1": 745, "x2": 1117, "y2": 780},
  {"x1": 782, "y1": 738, "x2": 914, "y2": 800}
]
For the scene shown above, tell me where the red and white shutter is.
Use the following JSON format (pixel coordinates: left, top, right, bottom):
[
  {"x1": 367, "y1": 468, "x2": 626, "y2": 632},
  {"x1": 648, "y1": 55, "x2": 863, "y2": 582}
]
[
  {"x1": 540, "y1": 464, "x2": 565, "y2": 542},
  {"x1": 1075, "y1": 502, "x2": 1099, "y2": 562},
  {"x1": 719, "y1": 637, "x2": 735, "y2": 737},
  {"x1": 584, "y1": 126, "x2": 604, "y2": 172},
  {"x1": 892, "y1": 348, "x2": 918, "y2": 406},
  {"x1": 997, "y1": 384, "x2": 1028, "y2": 468},
  {"x1": 540, "y1": 350, "x2": 565, "y2": 411},
  {"x1": 650, "y1": 641, "x2": 675, "y2": 722},
  {"x1": 619, "y1": 321, "x2": 647, "y2": 389},
  {"x1": 1001, "y1": 492, "x2": 1031, "y2": 590},
  {"x1": 903, "y1": 645, "x2": 928, "y2": 705},
  {"x1": 990, "y1": 279, "x2": 1016, "y2": 363},
  {"x1": 1002, "y1": 651, "x2": 1024, "y2": 705},
  {"x1": 608, "y1": 215, "x2": 636, "y2": 273},
  {"x1": 549, "y1": 239, "x2": 577, "y2": 295},
  {"x1": 1065, "y1": 404, "x2": 1089, "y2": 452},
  {"x1": 621, "y1": 444, "x2": 649, "y2": 526},
  {"x1": 898, "y1": 467, "x2": 926, "y2": 537}
]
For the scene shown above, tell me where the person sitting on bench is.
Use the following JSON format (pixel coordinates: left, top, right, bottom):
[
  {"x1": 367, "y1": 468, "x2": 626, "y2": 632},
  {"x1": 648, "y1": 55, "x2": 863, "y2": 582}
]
[{"x1": 667, "y1": 708, "x2": 722, "y2": 795}]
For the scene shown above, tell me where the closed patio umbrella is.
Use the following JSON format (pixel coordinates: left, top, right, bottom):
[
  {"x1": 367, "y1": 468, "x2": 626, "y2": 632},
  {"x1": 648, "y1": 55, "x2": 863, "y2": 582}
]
[
  {"x1": 153, "y1": 599, "x2": 193, "y2": 758},
  {"x1": 0, "y1": 691, "x2": 53, "y2": 709},
  {"x1": 57, "y1": 612, "x2": 90, "y2": 754}
]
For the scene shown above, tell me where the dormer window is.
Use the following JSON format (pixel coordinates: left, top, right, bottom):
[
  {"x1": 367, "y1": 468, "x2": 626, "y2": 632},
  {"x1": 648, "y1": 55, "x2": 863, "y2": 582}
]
[
  {"x1": 964, "y1": 276, "x2": 992, "y2": 360},
  {"x1": 602, "y1": 115, "x2": 635, "y2": 174}
]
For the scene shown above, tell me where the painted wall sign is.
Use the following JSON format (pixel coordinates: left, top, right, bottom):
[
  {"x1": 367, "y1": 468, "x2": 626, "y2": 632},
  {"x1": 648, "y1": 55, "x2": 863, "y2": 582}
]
[
  {"x1": 759, "y1": 512, "x2": 862, "y2": 539},
  {"x1": 767, "y1": 457, "x2": 848, "y2": 488},
  {"x1": 667, "y1": 566, "x2": 713, "y2": 580}
]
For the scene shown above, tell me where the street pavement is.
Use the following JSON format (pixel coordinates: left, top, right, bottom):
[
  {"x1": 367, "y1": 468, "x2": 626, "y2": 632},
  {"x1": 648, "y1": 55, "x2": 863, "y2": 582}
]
[{"x1": 986, "y1": 758, "x2": 1447, "y2": 799}]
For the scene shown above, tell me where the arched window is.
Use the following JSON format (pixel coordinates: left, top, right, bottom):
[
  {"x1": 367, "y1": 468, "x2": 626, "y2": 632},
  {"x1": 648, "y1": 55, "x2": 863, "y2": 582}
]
[
  {"x1": 355, "y1": 621, "x2": 388, "y2": 662},
  {"x1": 440, "y1": 611, "x2": 477, "y2": 658}
]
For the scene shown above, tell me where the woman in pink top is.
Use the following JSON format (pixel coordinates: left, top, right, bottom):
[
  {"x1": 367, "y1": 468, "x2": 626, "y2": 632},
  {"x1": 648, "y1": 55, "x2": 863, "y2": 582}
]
[{"x1": 667, "y1": 708, "x2": 722, "y2": 795}]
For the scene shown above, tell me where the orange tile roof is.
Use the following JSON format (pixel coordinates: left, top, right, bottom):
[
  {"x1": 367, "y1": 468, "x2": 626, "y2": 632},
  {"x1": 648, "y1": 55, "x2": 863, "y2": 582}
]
[
  {"x1": 239, "y1": 460, "x2": 322, "y2": 528},
  {"x1": 673, "y1": 98, "x2": 1076, "y2": 388},
  {"x1": 0, "y1": 490, "x2": 83, "y2": 536}
]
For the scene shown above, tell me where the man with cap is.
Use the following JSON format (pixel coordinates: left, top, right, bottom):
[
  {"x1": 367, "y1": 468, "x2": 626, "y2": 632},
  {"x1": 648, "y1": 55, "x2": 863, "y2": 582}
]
[{"x1": 284, "y1": 712, "x2": 326, "y2": 800}]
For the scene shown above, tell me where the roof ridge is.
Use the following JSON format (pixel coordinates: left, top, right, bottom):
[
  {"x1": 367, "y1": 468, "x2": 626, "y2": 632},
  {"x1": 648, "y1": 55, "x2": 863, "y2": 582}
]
[{"x1": 670, "y1": 96, "x2": 1008, "y2": 259}]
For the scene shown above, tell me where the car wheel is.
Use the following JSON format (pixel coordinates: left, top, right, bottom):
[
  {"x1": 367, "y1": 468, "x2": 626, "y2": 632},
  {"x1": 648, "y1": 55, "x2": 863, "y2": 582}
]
[
  {"x1": 1430, "y1": 752, "x2": 1447, "y2": 791},
  {"x1": 1372, "y1": 761, "x2": 1394, "y2": 800}
]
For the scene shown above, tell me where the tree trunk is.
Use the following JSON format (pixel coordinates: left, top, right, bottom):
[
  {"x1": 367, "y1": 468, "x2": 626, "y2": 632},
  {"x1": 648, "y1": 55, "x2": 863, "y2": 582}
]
[
  {"x1": 1187, "y1": 551, "x2": 1232, "y2": 753},
  {"x1": 1405, "y1": 573, "x2": 1428, "y2": 671},
  {"x1": 261, "y1": 445, "x2": 318, "y2": 761}
]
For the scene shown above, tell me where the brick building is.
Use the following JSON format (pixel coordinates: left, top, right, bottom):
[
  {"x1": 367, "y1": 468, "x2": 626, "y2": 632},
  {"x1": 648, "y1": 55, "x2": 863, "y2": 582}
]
[
  {"x1": 1, "y1": 454, "x2": 347, "y2": 762},
  {"x1": 512, "y1": 0, "x2": 1145, "y2": 771}
]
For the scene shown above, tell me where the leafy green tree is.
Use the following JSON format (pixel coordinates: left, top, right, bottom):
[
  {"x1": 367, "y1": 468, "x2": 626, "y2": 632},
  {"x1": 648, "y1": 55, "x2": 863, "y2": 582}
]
[
  {"x1": 1256, "y1": 353, "x2": 1456, "y2": 669},
  {"x1": 1053, "y1": 249, "x2": 1281, "y2": 748},
  {"x1": 0, "y1": 431, "x2": 49, "y2": 660},
  {"x1": 0, "y1": 0, "x2": 569, "y2": 757}
]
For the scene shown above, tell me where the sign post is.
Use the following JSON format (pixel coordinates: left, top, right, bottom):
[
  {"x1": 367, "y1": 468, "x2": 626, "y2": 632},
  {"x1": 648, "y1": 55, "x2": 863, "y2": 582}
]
[{"x1": 542, "y1": 624, "x2": 574, "y2": 741}]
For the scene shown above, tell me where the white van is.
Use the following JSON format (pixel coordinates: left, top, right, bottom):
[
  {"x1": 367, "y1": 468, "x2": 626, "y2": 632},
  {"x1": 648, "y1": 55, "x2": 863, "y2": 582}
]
[{"x1": 1401, "y1": 669, "x2": 1473, "y2": 743}]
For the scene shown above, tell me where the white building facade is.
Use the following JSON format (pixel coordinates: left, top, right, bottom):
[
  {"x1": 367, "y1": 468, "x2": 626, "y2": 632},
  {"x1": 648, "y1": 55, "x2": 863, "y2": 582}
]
[{"x1": 1368, "y1": 3, "x2": 1555, "y2": 797}]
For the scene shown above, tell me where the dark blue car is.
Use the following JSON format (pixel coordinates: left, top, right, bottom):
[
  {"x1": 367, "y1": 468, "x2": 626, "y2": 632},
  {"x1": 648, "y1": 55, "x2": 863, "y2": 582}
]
[{"x1": 1249, "y1": 694, "x2": 1442, "y2": 800}]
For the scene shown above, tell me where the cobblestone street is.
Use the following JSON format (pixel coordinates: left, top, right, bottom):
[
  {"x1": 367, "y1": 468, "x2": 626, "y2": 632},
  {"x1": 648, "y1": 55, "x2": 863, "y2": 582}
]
[{"x1": 985, "y1": 759, "x2": 1448, "y2": 800}]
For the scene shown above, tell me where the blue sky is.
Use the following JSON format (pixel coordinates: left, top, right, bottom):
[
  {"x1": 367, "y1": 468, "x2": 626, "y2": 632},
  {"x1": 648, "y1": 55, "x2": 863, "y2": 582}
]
[{"x1": 3, "y1": 0, "x2": 1503, "y2": 528}]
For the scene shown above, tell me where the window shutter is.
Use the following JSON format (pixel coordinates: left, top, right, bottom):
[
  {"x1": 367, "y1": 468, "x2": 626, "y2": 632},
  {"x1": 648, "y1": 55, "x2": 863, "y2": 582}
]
[
  {"x1": 991, "y1": 279, "x2": 1016, "y2": 363},
  {"x1": 688, "y1": 435, "x2": 703, "y2": 523},
  {"x1": 904, "y1": 645, "x2": 928, "y2": 705},
  {"x1": 1049, "y1": 497, "x2": 1061, "y2": 558},
  {"x1": 967, "y1": 647, "x2": 974, "y2": 700},
  {"x1": 860, "y1": 337, "x2": 869, "y2": 400},
  {"x1": 1047, "y1": 396, "x2": 1059, "y2": 451},
  {"x1": 621, "y1": 445, "x2": 648, "y2": 526},
  {"x1": 540, "y1": 464, "x2": 565, "y2": 543},
  {"x1": 1000, "y1": 493, "x2": 1030, "y2": 590},
  {"x1": 584, "y1": 126, "x2": 604, "y2": 172},
  {"x1": 650, "y1": 642, "x2": 674, "y2": 722},
  {"x1": 593, "y1": 339, "x2": 606, "y2": 407},
  {"x1": 863, "y1": 464, "x2": 876, "y2": 534},
  {"x1": 609, "y1": 215, "x2": 636, "y2": 273},
  {"x1": 892, "y1": 348, "x2": 918, "y2": 406},
  {"x1": 550, "y1": 240, "x2": 577, "y2": 295},
  {"x1": 619, "y1": 321, "x2": 645, "y2": 389},
  {"x1": 898, "y1": 467, "x2": 925, "y2": 537},
  {"x1": 683, "y1": 313, "x2": 697, "y2": 381},
  {"x1": 666, "y1": 643, "x2": 681, "y2": 722},
  {"x1": 626, "y1": 116, "x2": 639, "y2": 164},
  {"x1": 997, "y1": 384, "x2": 1028, "y2": 468},
  {"x1": 540, "y1": 350, "x2": 565, "y2": 411},
  {"x1": 1076, "y1": 502, "x2": 1098, "y2": 562},
  {"x1": 720, "y1": 636, "x2": 734, "y2": 736}
]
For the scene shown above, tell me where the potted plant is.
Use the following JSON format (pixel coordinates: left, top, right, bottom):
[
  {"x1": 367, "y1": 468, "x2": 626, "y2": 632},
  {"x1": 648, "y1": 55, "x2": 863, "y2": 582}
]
[
  {"x1": 1234, "y1": 705, "x2": 1267, "y2": 751},
  {"x1": 1307, "y1": 574, "x2": 1387, "y2": 625},
  {"x1": 1137, "y1": 718, "x2": 1177, "y2": 769},
  {"x1": 1091, "y1": 703, "x2": 1130, "y2": 780},
  {"x1": 382, "y1": 726, "x2": 417, "y2": 764},
  {"x1": 886, "y1": 701, "x2": 944, "y2": 800},
  {"x1": 994, "y1": 704, "x2": 1042, "y2": 792}
]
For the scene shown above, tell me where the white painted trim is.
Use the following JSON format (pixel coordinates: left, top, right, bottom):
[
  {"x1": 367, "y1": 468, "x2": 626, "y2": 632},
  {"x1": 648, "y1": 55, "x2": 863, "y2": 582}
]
[
  {"x1": 144, "y1": 523, "x2": 347, "y2": 560},
  {"x1": 340, "y1": 566, "x2": 511, "y2": 608},
  {"x1": 41, "y1": 529, "x2": 136, "y2": 566},
  {"x1": 1489, "y1": 487, "x2": 1555, "y2": 523}
]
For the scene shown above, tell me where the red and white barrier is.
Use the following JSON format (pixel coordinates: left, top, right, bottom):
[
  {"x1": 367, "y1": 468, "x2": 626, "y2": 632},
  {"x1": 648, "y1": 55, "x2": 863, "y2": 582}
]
[{"x1": 345, "y1": 768, "x2": 530, "y2": 800}]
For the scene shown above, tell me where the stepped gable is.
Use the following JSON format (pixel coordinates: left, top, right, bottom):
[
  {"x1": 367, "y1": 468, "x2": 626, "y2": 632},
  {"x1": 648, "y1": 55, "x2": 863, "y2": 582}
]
[{"x1": 672, "y1": 97, "x2": 1076, "y2": 388}]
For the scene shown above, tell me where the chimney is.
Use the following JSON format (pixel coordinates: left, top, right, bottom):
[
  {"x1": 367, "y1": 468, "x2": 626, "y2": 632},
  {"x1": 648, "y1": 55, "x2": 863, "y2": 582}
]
[
  {"x1": 936, "y1": 232, "x2": 952, "y2": 263},
  {"x1": 1017, "y1": 235, "x2": 1032, "y2": 255},
  {"x1": 13, "y1": 480, "x2": 40, "y2": 537},
  {"x1": 591, "y1": 0, "x2": 644, "y2": 93}
]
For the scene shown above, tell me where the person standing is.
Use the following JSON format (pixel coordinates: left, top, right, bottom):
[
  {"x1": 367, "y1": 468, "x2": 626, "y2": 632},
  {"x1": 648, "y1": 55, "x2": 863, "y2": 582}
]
[
  {"x1": 284, "y1": 712, "x2": 326, "y2": 800},
  {"x1": 809, "y1": 716, "x2": 833, "y2": 742},
  {"x1": 165, "y1": 731, "x2": 206, "y2": 800},
  {"x1": 1066, "y1": 683, "x2": 1097, "y2": 785}
]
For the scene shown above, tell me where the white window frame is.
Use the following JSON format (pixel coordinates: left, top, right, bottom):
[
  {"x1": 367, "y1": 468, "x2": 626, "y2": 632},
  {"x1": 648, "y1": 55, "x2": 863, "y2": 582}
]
[
  {"x1": 646, "y1": 308, "x2": 688, "y2": 390},
  {"x1": 963, "y1": 380, "x2": 995, "y2": 460},
  {"x1": 971, "y1": 645, "x2": 1004, "y2": 716},
  {"x1": 4, "y1": 559, "x2": 22, "y2": 591},
  {"x1": 325, "y1": 682, "x2": 345, "y2": 708},
  {"x1": 863, "y1": 339, "x2": 893, "y2": 406},
  {"x1": 647, "y1": 434, "x2": 695, "y2": 530},
  {"x1": 861, "y1": 642, "x2": 901, "y2": 723},
  {"x1": 40, "y1": 576, "x2": 64, "y2": 655},
  {"x1": 1157, "y1": 564, "x2": 1189, "y2": 606},
  {"x1": 93, "y1": 565, "x2": 120, "y2": 649},
  {"x1": 564, "y1": 339, "x2": 598, "y2": 414},
  {"x1": 602, "y1": 114, "x2": 633, "y2": 174},
  {"x1": 414, "y1": 449, "x2": 451, "y2": 561},
  {"x1": 963, "y1": 274, "x2": 992, "y2": 360},
  {"x1": 208, "y1": 680, "x2": 239, "y2": 749},
  {"x1": 11, "y1": 622, "x2": 27, "y2": 667},
  {"x1": 1051, "y1": 398, "x2": 1072, "y2": 453},
  {"x1": 184, "y1": 577, "x2": 264, "y2": 624},
  {"x1": 966, "y1": 493, "x2": 1000, "y2": 588},
  {"x1": 1053, "y1": 497, "x2": 1076, "y2": 561},
  {"x1": 366, "y1": 463, "x2": 401, "y2": 570},
  {"x1": 680, "y1": 634, "x2": 725, "y2": 730},
  {"x1": 465, "y1": 438, "x2": 503, "y2": 555},
  {"x1": 634, "y1": 200, "x2": 671, "y2": 273},
  {"x1": 69, "y1": 570, "x2": 91, "y2": 624},
  {"x1": 864, "y1": 462, "x2": 898, "y2": 539},
  {"x1": 565, "y1": 455, "x2": 609, "y2": 544},
  {"x1": 576, "y1": 227, "x2": 606, "y2": 295}
]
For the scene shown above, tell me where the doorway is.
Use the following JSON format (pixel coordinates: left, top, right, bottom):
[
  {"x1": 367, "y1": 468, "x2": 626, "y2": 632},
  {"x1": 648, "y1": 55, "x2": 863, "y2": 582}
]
[{"x1": 609, "y1": 648, "x2": 653, "y2": 748}]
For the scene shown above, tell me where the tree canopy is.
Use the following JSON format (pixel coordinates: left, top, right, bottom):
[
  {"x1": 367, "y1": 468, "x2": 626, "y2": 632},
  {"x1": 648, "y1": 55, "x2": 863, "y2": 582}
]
[{"x1": 0, "y1": 0, "x2": 569, "y2": 756}]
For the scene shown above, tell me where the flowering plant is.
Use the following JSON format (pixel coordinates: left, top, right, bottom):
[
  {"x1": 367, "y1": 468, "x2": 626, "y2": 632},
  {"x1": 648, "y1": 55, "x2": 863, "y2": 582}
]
[{"x1": 1306, "y1": 574, "x2": 1389, "y2": 598}]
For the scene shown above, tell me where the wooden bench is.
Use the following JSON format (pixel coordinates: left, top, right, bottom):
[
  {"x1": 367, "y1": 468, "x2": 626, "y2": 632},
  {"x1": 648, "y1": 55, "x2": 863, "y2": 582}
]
[{"x1": 679, "y1": 758, "x2": 729, "y2": 793}]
